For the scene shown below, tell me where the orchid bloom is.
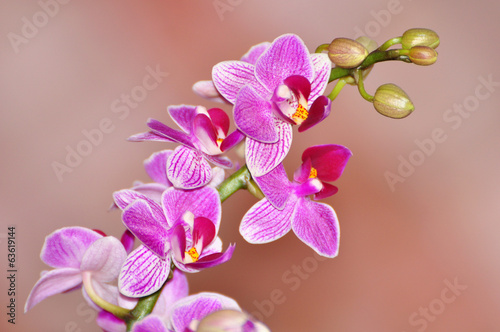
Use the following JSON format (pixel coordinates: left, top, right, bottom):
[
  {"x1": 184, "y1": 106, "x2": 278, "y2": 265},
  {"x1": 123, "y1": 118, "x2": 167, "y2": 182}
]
[
  {"x1": 113, "y1": 186, "x2": 235, "y2": 297},
  {"x1": 212, "y1": 34, "x2": 331, "y2": 176},
  {"x1": 25, "y1": 227, "x2": 127, "y2": 312},
  {"x1": 240, "y1": 144, "x2": 352, "y2": 257},
  {"x1": 129, "y1": 105, "x2": 232, "y2": 189}
]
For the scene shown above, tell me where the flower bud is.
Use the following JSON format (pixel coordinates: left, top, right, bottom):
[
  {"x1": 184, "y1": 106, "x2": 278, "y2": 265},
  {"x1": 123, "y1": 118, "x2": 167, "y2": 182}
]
[
  {"x1": 408, "y1": 46, "x2": 438, "y2": 66},
  {"x1": 401, "y1": 28, "x2": 440, "y2": 49},
  {"x1": 328, "y1": 38, "x2": 369, "y2": 68},
  {"x1": 373, "y1": 84, "x2": 414, "y2": 119}
]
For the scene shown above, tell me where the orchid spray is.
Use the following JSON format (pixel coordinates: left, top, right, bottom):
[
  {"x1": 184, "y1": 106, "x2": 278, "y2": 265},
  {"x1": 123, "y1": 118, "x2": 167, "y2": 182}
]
[{"x1": 26, "y1": 29, "x2": 439, "y2": 331}]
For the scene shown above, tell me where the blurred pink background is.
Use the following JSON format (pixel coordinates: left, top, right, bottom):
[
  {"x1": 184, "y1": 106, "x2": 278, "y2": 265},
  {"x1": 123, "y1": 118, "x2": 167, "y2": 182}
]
[{"x1": 1, "y1": 0, "x2": 500, "y2": 331}]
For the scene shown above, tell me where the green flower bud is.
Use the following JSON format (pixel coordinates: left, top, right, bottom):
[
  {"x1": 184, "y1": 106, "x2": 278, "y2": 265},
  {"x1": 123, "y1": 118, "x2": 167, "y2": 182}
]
[
  {"x1": 328, "y1": 38, "x2": 369, "y2": 68},
  {"x1": 373, "y1": 84, "x2": 414, "y2": 119},
  {"x1": 401, "y1": 28, "x2": 440, "y2": 49},
  {"x1": 409, "y1": 46, "x2": 438, "y2": 66}
]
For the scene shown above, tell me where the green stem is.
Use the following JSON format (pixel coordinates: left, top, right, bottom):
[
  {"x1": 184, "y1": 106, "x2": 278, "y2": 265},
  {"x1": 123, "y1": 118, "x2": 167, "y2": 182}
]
[
  {"x1": 355, "y1": 69, "x2": 374, "y2": 102},
  {"x1": 378, "y1": 37, "x2": 402, "y2": 51},
  {"x1": 217, "y1": 164, "x2": 264, "y2": 203},
  {"x1": 327, "y1": 78, "x2": 347, "y2": 101}
]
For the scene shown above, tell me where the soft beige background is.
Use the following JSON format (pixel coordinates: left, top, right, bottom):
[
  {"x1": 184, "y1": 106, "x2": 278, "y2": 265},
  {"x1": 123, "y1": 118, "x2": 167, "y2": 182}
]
[{"x1": 1, "y1": 0, "x2": 499, "y2": 331}]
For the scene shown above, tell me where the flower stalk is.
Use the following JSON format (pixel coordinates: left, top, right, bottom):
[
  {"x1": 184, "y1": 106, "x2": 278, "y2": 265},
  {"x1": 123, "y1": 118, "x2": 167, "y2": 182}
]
[{"x1": 217, "y1": 164, "x2": 264, "y2": 203}]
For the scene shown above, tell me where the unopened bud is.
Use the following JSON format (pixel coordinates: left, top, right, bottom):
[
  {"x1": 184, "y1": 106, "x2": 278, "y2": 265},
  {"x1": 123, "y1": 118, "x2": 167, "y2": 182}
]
[
  {"x1": 373, "y1": 84, "x2": 414, "y2": 119},
  {"x1": 401, "y1": 28, "x2": 440, "y2": 49},
  {"x1": 328, "y1": 38, "x2": 369, "y2": 68},
  {"x1": 409, "y1": 46, "x2": 438, "y2": 66}
]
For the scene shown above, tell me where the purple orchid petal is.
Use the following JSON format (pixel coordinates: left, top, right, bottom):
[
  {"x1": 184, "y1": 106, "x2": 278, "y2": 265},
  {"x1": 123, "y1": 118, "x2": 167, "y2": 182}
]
[
  {"x1": 193, "y1": 113, "x2": 220, "y2": 155},
  {"x1": 245, "y1": 120, "x2": 292, "y2": 177},
  {"x1": 212, "y1": 61, "x2": 257, "y2": 104},
  {"x1": 169, "y1": 293, "x2": 241, "y2": 332},
  {"x1": 240, "y1": 196, "x2": 296, "y2": 243},
  {"x1": 241, "y1": 42, "x2": 271, "y2": 64},
  {"x1": 147, "y1": 118, "x2": 195, "y2": 149},
  {"x1": 208, "y1": 167, "x2": 225, "y2": 187},
  {"x1": 254, "y1": 164, "x2": 293, "y2": 210},
  {"x1": 82, "y1": 279, "x2": 120, "y2": 311},
  {"x1": 183, "y1": 244, "x2": 235, "y2": 271},
  {"x1": 162, "y1": 186, "x2": 221, "y2": 231},
  {"x1": 203, "y1": 154, "x2": 233, "y2": 169},
  {"x1": 167, "y1": 146, "x2": 212, "y2": 189},
  {"x1": 132, "y1": 315, "x2": 168, "y2": 332},
  {"x1": 193, "y1": 217, "x2": 216, "y2": 250},
  {"x1": 80, "y1": 237, "x2": 127, "y2": 283},
  {"x1": 121, "y1": 230, "x2": 135, "y2": 254},
  {"x1": 40, "y1": 227, "x2": 102, "y2": 269},
  {"x1": 298, "y1": 95, "x2": 331, "y2": 132},
  {"x1": 192, "y1": 80, "x2": 227, "y2": 103},
  {"x1": 234, "y1": 85, "x2": 277, "y2": 143},
  {"x1": 144, "y1": 150, "x2": 173, "y2": 186},
  {"x1": 170, "y1": 224, "x2": 187, "y2": 263},
  {"x1": 24, "y1": 268, "x2": 82, "y2": 312},
  {"x1": 220, "y1": 130, "x2": 245, "y2": 152},
  {"x1": 309, "y1": 53, "x2": 331, "y2": 102},
  {"x1": 301, "y1": 144, "x2": 352, "y2": 182},
  {"x1": 113, "y1": 189, "x2": 164, "y2": 212},
  {"x1": 294, "y1": 178, "x2": 324, "y2": 197},
  {"x1": 130, "y1": 183, "x2": 168, "y2": 204},
  {"x1": 119, "y1": 245, "x2": 171, "y2": 297},
  {"x1": 208, "y1": 108, "x2": 230, "y2": 137},
  {"x1": 255, "y1": 34, "x2": 314, "y2": 93},
  {"x1": 284, "y1": 75, "x2": 311, "y2": 101},
  {"x1": 291, "y1": 198, "x2": 340, "y2": 258},
  {"x1": 293, "y1": 157, "x2": 312, "y2": 184},
  {"x1": 314, "y1": 182, "x2": 339, "y2": 200},
  {"x1": 153, "y1": 269, "x2": 189, "y2": 320},
  {"x1": 167, "y1": 105, "x2": 198, "y2": 134},
  {"x1": 122, "y1": 200, "x2": 169, "y2": 257},
  {"x1": 96, "y1": 311, "x2": 127, "y2": 332},
  {"x1": 197, "y1": 310, "x2": 270, "y2": 332},
  {"x1": 128, "y1": 131, "x2": 176, "y2": 143}
]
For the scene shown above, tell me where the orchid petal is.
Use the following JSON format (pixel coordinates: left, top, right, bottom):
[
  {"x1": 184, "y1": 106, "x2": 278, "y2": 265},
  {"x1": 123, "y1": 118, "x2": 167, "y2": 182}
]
[
  {"x1": 132, "y1": 315, "x2": 169, "y2": 332},
  {"x1": 298, "y1": 96, "x2": 331, "y2": 132},
  {"x1": 203, "y1": 154, "x2": 233, "y2": 169},
  {"x1": 212, "y1": 61, "x2": 257, "y2": 104},
  {"x1": 122, "y1": 199, "x2": 169, "y2": 257},
  {"x1": 254, "y1": 164, "x2": 293, "y2": 210},
  {"x1": 83, "y1": 279, "x2": 120, "y2": 311},
  {"x1": 284, "y1": 75, "x2": 311, "y2": 101},
  {"x1": 96, "y1": 311, "x2": 127, "y2": 332},
  {"x1": 293, "y1": 157, "x2": 312, "y2": 184},
  {"x1": 193, "y1": 113, "x2": 220, "y2": 155},
  {"x1": 170, "y1": 224, "x2": 187, "y2": 263},
  {"x1": 193, "y1": 217, "x2": 216, "y2": 250},
  {"x1": 240, "y1": 196, "x2": 296, "y2": 243},
  {"x1": 220, "y1": 130, "x2": 245, "y2": 152},
  {"x1": 119, "y1": 245, "x2": 171, "y2": 297},
  {"x1": 208, "y1": 167, "x2": 225, "y2": 188},
  {"x1": 234, "y1": 85, "x2": 277, "y2": 143},
  {"x1": 162, "y1": 186, "x2": 221, "y2": 231},
  {"x1": 128, "y1": 131, "x2": 176, "y2": 143},
  {"x1": 182, "y1": 244, "x2": 235, "y2": 272},
  {"x1": 309, "y1": 53, "x2": 331, "y2": 102},
  {"x1": 255, "y1": 34, "x2": 314, "y2": 92},
  {"x1": 192, "y1": 80, "x2": 227, "y2": 103},
  {"x1": 167, "y1": 105, "x2": 198, "y2": 134},
  {"x1": 41, "y1": 227, "x2": 102, "y2": 269},
  {"x1": 291, "y1": 198, "x2": 340, "y2": 258},
  {"x1": 301, "y1": 144, "x2": 352, "y2": 182},
  {"x1": 241, "y1": 42, "x2": 270, "y2": 64},
  {"x1": 80, "y1": 237, "x2": 127, "y2": 283},
  {"x1": 121, "y1": 230, "x2": 135, "y2": 254},
  {"x1": 208, "y1": 108, "x2": 230, "y2": 137},
  {"x1": 245, "y1": 120, "x2": 292, "y2": 177},
  {"x1": 314, "y1": 182, "x2": 339, "y2": 200},
  {"x1": 154, "y1": 269, "x2": 189, "y2": 320},
  {"x1": 144, "y1": 150, "x2": 173, "y2": 186},
  {"x1": 128, "y1": 183, "x2": 168, "y2": 204},
  {"x1": 166, "y1": 146, "x2": 212, "y2": 189},
  {"x1": 25, "y1": 268, "x2": 82, "y2": 312},
  {"x1": 147, "y1": 118, "x2": 195, "y2": 149},
  {"x1": 113, "y1": 189, "x2": 164, "y2": 213}
]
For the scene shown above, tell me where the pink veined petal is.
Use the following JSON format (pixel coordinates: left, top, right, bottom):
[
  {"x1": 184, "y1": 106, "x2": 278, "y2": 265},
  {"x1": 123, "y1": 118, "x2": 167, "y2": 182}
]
[
  {"x1": 80, "y1": 237, "x2": 127, "y2": 283},
  {"x1": 113, "y1": 189, "x2": 164, "y2": 213},
  {"x1": 309, "y1": 53, "x2": 331, "y2": 103},
  {"x1": 291, "y1": 198, "x2": 340, "y2": 258},
  {"x1": 121, "y1": 230, "x2": 135, "y2": 255},
  {"x1": 220, "y1": 130, "x2": 245, "y2": 152},
  {"x1": 245, "y1": 120, "x2": 292, "y2": 177},
  {"x1": 208, "y1": 108, "x2": 230, "y2": 137},
  {"x1": 129, "y1": 183, "x2": 168, "y2": 204},
  {"x1": 153, "y1": 269, "x2": 189, "y2": 320},
  {"x1": 181, "y1": 243, "x2": 235, "y2": 272},
  {"x1": 193, "y1": 113, "x2": 220, "y2": 155},
  {"x1": 119, "y1": 245, "x2": 171, "y2": 298},
  {"x1": 170, "y1": 224, "x2": 187, "y2": 263},
  {"x1": 241, "y1": 42, "x2": 271, "y2": 64},
  {"x1": 122, "y1": 200, "x2": 169, "y2": 258},
  {"x1": 192, "y1": 217, "x2": 217, "y2": 251},
  {"x1": 128, "y1": 131, "x2": 176, "y2": 143},
  {"x1": 146, "y1": 118, "x2": 195, "y2": 149},
  {"x1": 41, "y1": 227, "x2": 102, "y2": 269},
  {"x1": 284, "y1": 75, "x2": 311, "y2": 101},
  {"x1": 301, "y1": 144, "x2": 353, "y2": 182},
  {"x1": 162, "y1": 186, "x2": 221, "y2": 231},
  {"x1": 131, "y1": 315, "x2": 169, "y2": 332},
  {"x1": 167, "y1": 104, "x2": 199, "y2": 134},
  {"x1": 144, "y1": 150, "x2": 173, "y2": 186},
  {"x1": 298, "y1": 96, "x2": 331, "y2": 132},
  {"x1": 24, "y1": 268, "x2": 82, "y2": 312},
  {"x1": 192, "y1": 80, "x2": 227, "y2": 103},
  {"x1": 166, "y1": 146, "x2": 212, "y2": 189},
  {"x1": 293, "y1": 157, "x2": 313, "y2": 184},
  {"x1": 96, "y1": 310, "x2": 127, "y2": 332},
  {"x1": 240, "y1": 196, "x2": 297, "y2": 244},
  {"x1": 203, "y1": 154, "x2": 233, "y2": 169},
  {"x1": 212, "y1": 61, "x2": 257, "y2": 104},
  {"x1": 170, "y1": 293, "x2": 241, "y2": 332},
  {"x1": 314, "y1": 182, "x2": 339, "y2": 200},
  {"x1": 255, "y1": 34, "x2": 314, "y2": 93},
  {"x1": 234, "y1": 85, "x2": 277, "y2": 143},
  {"x1": 253, "y1": 163, "x2": 293, "y2": 210}
]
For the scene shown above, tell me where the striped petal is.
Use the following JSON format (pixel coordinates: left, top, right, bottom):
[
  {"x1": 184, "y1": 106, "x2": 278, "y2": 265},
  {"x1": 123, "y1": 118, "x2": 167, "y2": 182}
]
[
  {"x1": 144, "y1": 150, "x2": 173, "y2": 186},
  {"x1": 241, "y1": 42, "x2": 270, "y2": 64},
  {"x1": 119, "y1": 245, "x2": 171, "y2": 297},
  {"x1": 166, "y1": 146, "x2": 212, "y2": 189},
  {"x1": 212, "y1": 61, "x2": 257, "y2": 104},
  {"x1": 309, "y1": 53, "x2": 331, "y2": 103},
  {"x1": 253, "y1": 163, "x2": 292, "y2": 210},
  {"x1": 132, "y1": 315, "x2": 169, "y2": 332},
  {"x1": 80, "y1": 237, "x2": 127, "y2": 283},
  {"x1": 167, "y1": 104, "x2": 198, "y2": 134}
]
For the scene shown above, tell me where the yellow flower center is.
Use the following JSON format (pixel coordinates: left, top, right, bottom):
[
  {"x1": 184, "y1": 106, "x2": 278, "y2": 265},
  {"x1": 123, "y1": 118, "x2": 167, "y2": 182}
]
[
  {"x1": 186, "y1": 247, "x2": 199, "y2": 262},
  {"x1": 216, "y1": 138, "x2": 224, "y2": 146},
  {"x1": 309, "y1": 167, "x2": 318, "y2": 179},
  {"x1": 292, "y1": 104, "x2": 309, "y2": 124}
]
